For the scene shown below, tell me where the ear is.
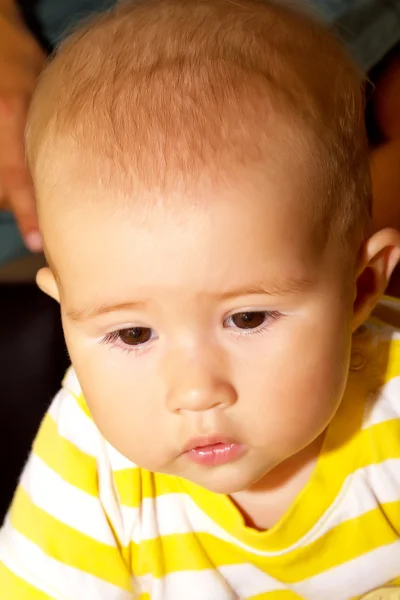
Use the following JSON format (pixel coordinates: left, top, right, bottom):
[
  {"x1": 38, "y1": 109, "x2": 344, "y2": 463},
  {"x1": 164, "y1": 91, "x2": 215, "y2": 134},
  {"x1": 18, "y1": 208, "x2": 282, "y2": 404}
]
[
  {"x1": 36, "y1": 267, "x2": 60, "y2": 303},
  {"x1": 352, "y1": 228, "x2": 400, "y2": 331}
]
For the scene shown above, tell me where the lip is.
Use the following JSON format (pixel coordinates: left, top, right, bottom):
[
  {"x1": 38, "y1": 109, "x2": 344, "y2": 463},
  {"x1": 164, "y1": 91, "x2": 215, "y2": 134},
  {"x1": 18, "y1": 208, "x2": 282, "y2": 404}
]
[{"x1": 183, "y1": 435, "x2": 244, "y2": 466}]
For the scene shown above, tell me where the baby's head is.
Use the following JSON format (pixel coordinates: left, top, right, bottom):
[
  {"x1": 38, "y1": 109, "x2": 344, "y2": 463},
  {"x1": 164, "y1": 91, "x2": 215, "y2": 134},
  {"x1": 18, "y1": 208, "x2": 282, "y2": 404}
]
[{"x1": 27, "y1": 0, "x2": 400, "y2": 494}]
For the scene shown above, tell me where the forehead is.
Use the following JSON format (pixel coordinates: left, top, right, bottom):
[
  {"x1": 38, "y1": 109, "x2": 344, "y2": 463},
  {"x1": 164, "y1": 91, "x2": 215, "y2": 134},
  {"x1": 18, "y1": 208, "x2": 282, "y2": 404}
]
[{"x1": 42, "y1": 172, "x2": 328, "y2": 309}]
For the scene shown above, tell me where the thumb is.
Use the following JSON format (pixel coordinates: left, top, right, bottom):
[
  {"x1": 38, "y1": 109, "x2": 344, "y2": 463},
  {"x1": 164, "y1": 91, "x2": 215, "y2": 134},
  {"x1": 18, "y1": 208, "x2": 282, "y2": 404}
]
[{"x1": 0, "y1": 92, "x2": 42, "y2": 251}]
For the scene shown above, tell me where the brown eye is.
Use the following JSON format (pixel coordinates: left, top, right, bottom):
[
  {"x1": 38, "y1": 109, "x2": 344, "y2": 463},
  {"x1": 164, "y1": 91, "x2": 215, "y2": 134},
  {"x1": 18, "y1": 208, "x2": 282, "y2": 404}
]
[
  {"x1": 119, "y1": 327, "x2": 152, "y2": 346},
  {"x1": 230, "y1": 311, "x2": 266, "y2": 330}
]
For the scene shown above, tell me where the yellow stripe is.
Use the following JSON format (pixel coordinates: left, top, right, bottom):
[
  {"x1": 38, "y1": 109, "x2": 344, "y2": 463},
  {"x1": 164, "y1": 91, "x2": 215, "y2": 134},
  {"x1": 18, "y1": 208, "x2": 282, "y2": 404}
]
[
  {"x1": 112, "y1": 469, "x2": 141, "y2": 508},
  {"x1": 248, "y1": 593, "x2": 304, "y2": 600},
  {"x1": 114, "y1": 469, "x2": 181, "y2": 508},
  {"x1": 75, "y1": 393, "x2": 93, "y2": 418},
  {"x1": 382, "y1": 294, "x2": 400, "y2": 304},
  {"x1": 129, "y1": 501, "x2": 400, "y2": 580},
  {"x1": 185, "y1": 361, "x2": 373, "y2": 553},
  {"x1": 178, "y1": 364, "x2": 366, "y2": 553},
  {"x1": 381, "y1": 339, "x2": 400, "y2": 383},
  {"x1": 61, "y1": 367, "x2": 92, "y2": 419},
  {"x1": 130, "y1": 533, "x2": 211, "y2": 577},
  {"x1": 372, "y1": 300, "x2": 400, "y2": 330},
  {"x1": 360, "y1": 418, "x2": 400, "y2": 463},
  {"x1": 275, "y1": 501, "x2": 400, "y2": 582},
  {"x1": 10, "y1": 487, "x2": 131, "y2": 591},
  {"x1": 33, "y1": 412, "x2": 98, "y2": 497},
  {"x1": 351, "y1": 583, "x2": 400, "y2": 600},
  {"x1": 0, "y1": 562, "x2": 54, "y2": 599}
]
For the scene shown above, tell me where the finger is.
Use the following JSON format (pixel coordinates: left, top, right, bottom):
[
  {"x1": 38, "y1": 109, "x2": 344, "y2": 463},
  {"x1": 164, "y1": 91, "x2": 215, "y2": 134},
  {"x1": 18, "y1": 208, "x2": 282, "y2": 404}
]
[{"x1": 0, "y1": 92, "x2": 42, "y2": 251}]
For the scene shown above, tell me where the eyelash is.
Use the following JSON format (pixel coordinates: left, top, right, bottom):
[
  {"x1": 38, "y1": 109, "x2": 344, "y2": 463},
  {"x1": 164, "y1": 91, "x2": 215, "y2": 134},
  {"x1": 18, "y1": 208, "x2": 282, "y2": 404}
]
[
  {"x1": 100, "y1": 329, "x2": 153, "y2": 355},
  {"x1": 100, "y1": 310, "x2": 282, "y2": 354},
  {"x1": 224, "y1": 310, "x2": 281, "y2": 337}
]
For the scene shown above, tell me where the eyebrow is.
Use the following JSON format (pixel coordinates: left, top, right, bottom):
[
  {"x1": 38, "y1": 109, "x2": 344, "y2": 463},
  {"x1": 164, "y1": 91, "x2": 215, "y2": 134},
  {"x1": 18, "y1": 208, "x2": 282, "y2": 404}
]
[
  {"x1": 219, "y1": 276, "x2": 312, "y2": 300},
  {"x1": 66, "y1": 300, "x2": 148, "y2": 322},
  {"x1": 66, "y1": 276, "x2": 312, "y2": 322}
]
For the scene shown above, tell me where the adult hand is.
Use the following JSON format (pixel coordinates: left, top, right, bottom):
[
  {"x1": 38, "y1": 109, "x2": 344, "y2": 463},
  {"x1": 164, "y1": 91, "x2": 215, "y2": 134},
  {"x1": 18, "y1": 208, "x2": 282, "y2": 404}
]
[{"x1": 0, "y1": 0, "x2": 46, "y2": 251}]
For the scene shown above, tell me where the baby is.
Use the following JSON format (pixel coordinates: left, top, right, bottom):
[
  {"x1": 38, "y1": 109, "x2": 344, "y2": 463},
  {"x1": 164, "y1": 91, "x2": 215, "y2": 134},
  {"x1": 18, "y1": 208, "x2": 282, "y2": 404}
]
[{"x1": 1, "y1": 0, "x2": 400, "y2": 598}]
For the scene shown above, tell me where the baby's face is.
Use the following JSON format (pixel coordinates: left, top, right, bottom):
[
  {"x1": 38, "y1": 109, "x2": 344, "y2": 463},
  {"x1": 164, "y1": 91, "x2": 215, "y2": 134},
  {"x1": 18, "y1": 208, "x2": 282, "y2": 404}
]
[{"x1": 42, "y1": 172, "x2": 355, "y2": 494}]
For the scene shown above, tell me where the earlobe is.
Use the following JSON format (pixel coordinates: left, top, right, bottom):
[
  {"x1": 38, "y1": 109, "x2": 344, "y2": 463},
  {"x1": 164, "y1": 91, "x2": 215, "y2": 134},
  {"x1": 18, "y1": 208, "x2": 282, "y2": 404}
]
[
  {"x1": 353, "y1": 228, "x2": 400, "y2": 331},
  {"x1": 36, "y1": 267, "x2": 60, "y2": 303}
]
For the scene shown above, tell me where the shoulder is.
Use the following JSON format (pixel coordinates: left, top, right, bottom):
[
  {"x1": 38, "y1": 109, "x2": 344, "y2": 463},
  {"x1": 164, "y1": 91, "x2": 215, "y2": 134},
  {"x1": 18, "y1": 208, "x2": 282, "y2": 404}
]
[
  {"x1": 360, "y1": 298, "x2": 400, "y2": 427},
  {"x1": 372, "y1": 295, "x2": 400, "y2": 333},
  {"x1": 0, "y1": 367, "x2": 136, "y2": 597},
  {"x1": 60, "y1": 367, "x2": 144, "y2": 519},
  {"x1": 41, "y1": 366, "x2": 104, "y2": 459},
  {"x1": 17, "y1": 367, "x2": 144, "y2": 548},
  {"x1": 60, "y1": 366, "x2": 139, "y2": 475},
  {"x1": 362, "y1": 295, "x2": 400, "y2": 380}
]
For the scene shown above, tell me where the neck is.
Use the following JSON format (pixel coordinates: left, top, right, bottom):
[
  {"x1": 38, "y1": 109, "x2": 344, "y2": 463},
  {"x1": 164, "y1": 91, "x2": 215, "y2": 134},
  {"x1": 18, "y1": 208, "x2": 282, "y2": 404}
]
[{"x1": 230, "y1": 433, "x2": 325, "y2": 530}]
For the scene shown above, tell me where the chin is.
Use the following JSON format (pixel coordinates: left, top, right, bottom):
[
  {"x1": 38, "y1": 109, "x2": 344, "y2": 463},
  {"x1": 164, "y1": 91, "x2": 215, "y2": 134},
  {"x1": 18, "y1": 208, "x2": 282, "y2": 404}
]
[{"x1": 192, "y1": 467, "x2": 261, "y2": 495}]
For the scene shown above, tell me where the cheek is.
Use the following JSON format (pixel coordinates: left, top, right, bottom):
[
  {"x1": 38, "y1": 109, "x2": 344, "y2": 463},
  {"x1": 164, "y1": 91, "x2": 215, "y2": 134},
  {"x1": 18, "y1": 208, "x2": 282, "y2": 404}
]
[
  {"x1": 240, "y1": 311, "x2": 352, "y2": 444},
  {"x1": 297, "y1": 329, "x2": 349, "y2": 409},
  {"x1": 66, "y1": 334, "x2": 166, "y2": 465},
  {"x1": 87, "y1": 376, "x2": 164, "y2": 466}
]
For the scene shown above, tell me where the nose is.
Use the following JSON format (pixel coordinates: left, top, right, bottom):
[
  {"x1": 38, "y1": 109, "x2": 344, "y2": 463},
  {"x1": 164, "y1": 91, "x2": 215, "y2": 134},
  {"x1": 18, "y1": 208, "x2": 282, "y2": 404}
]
[{"x1": 163, "y1": 346, "x2": 237, "y2": 413}]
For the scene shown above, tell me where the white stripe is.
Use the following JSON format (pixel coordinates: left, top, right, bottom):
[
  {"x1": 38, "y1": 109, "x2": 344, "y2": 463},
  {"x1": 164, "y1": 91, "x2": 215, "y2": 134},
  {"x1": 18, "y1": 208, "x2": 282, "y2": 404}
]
[
  {"x1": 0, "y1": 519, "x2": 132, "y2": 600},
  {"x1": 293, "y1": 540, "x2": 400, "y2": 600},
  {"x1": 97, "y1": 439, "x2": 139, "y2": 547},
  {"x1": 130, "y1": 491, "x2": 298, "y2": 552},
  {"x1": 363, "y1": 377, "x2": 400, "y2": 429},
  {"x1": 378, "y1": 297, "x2": 400, "y2": 311},
  {"x1": 299, "y1": 458, "x2": 400, "y2": 547},
  {"x1": 130, "y1": 493, "x2": 191, "y2": 543},
  {"x1": 51, "y1": 380, "x2": 136, "y2": 469},
  {"x1": 19, "y1": 452, "x2": 395, "y2": 559},
  {"x1": 364, "y1": 313, "x2": 400, "y2": 340},
  {"x1": 130, "y1": 458, "x2": 400, "y2": 554},
  {"x1": 378, "y1": 327, "x2": 400, "y2": 341},
  {"x1": 219, "y1": 563, "x2": 284, "y2": 596},
  {"x1": 129, "y1": 492, "x2": 247, "y2": 550},
  {"x1": 137, "y1": 569, "x2": 241, "y2": 599},
  {"x1": 106, "y1": 442, "x2": 137, "y2": 472},
  {"x1": 62, "y1": 366, "x2": 82, "y2": 398},
  {"x1": 126, "y1": 491, "x2": 277, "y2": 553},
  {"x1": 134, "y1": 543, "x2": 400, "y2": 600},
  {"x1": 48, "y1": 388, "x2": 100, "y2": 457},
  {"x1": 21, "y1": 453, "x2": 116, "y2": 546},
  {"x1": 364, "y1": 458, "x2": 400, "y2": 503}
]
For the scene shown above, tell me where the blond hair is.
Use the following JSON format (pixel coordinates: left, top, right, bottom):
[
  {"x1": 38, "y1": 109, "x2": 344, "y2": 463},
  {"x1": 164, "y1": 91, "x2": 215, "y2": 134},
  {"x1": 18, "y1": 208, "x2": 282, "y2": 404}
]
[{"x1": 26, "y1": 0, "x2": 371, "y2": 254}]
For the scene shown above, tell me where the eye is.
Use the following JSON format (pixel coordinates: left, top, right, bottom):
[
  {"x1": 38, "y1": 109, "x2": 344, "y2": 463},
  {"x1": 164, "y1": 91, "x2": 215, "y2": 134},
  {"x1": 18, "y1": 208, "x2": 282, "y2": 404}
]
[
  {"x1": 224, "y1": 310, "x2": 281, "y2": 334},
  {"x1": 229, "y1": 311, "x2": 267, "y2": 329},
  {"x1": 101, "y1": 326, "x2": 155, "y2": 353},
  {"x1": 118, "y1": 327, "x2": 152, "y2": 345}
]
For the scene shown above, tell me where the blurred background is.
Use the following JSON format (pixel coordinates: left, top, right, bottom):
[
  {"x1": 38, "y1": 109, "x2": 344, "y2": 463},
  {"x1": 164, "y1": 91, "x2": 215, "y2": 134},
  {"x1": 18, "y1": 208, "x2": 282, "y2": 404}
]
[{"x1": 1, "y1": 0, "x2": 400, "y2": 517}]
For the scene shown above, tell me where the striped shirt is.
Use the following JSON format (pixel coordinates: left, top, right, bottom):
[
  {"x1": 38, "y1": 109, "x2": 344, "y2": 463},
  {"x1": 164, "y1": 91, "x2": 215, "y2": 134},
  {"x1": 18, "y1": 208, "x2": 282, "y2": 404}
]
[{"x1": 1, "y1": 300, "x2": 400, "y2": 599}]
